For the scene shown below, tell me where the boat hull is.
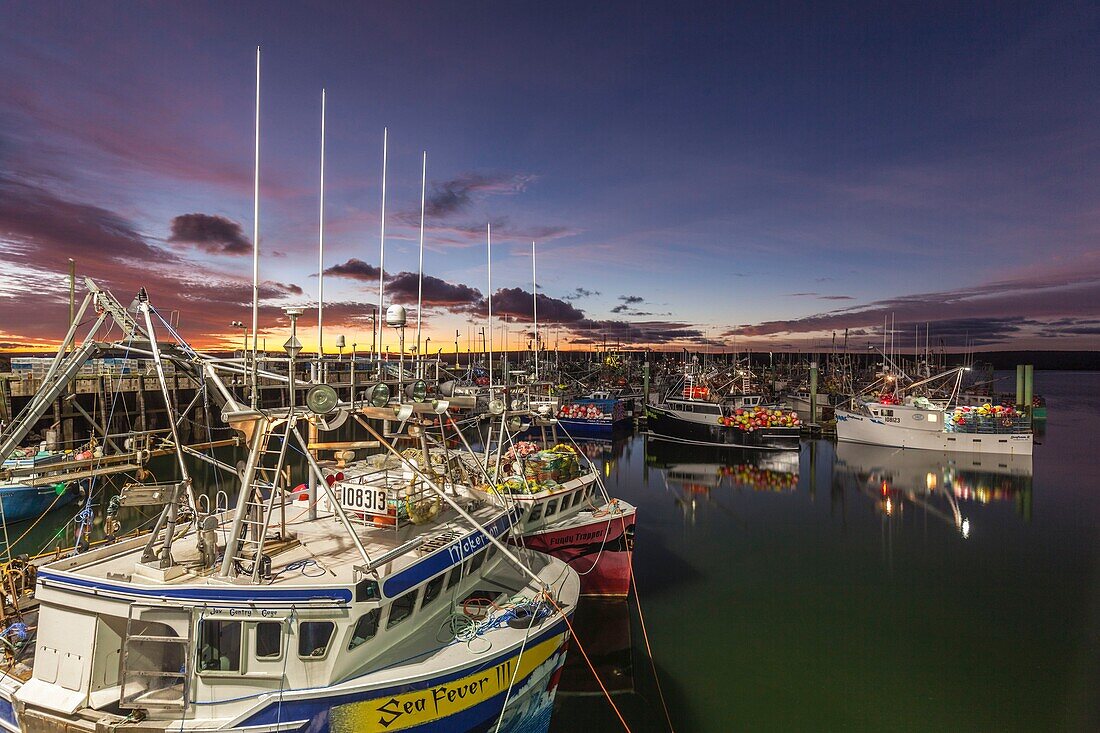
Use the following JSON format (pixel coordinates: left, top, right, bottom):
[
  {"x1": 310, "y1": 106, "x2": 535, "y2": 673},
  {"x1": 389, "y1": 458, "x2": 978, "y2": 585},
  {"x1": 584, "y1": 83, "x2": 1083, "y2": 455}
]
[
  {"x1": 553, "y1": 417, "x2": 630, "y2": 437},
  {"x1": 645, "y1": 405, "x2": 800, "y2": 450},
  {"x1": 835, "y1": 409, "x2": 1033, "y2": 455},
  {"x1": 521, "y1": 508, "x2": 636, "y2": 597},
  {"x1": 12, "y1": 619, "x2": 572, "y2": 733},
  {"x1": 0, "y1": 482, "x2": 79, "y2": 523}
]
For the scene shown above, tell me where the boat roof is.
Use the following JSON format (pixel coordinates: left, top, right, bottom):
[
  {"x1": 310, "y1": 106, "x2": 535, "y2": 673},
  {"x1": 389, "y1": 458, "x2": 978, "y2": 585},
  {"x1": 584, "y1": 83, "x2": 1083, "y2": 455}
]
[{"x1": 38, "y1": 498, "x2": 512, "y2": 605}]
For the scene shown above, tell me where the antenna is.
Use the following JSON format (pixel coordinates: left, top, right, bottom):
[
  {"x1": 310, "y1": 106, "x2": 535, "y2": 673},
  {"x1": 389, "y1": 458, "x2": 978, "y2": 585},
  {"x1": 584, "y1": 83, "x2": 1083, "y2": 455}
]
[
  {"x1": 250, "y1": 46, "x2": 261, "y2": 407},
  {"x1": 487, "y1": 223, "x2": 493, "y2": 388},
  {"x1": 317, "y1": 88, "x2": 326, "y2": 360},
  {"x1": 376, "y1": 127, "x2": 388, "y2": 360},
  {"x1": 415, "y1": 151, "x2": 427, "y2": 366}
]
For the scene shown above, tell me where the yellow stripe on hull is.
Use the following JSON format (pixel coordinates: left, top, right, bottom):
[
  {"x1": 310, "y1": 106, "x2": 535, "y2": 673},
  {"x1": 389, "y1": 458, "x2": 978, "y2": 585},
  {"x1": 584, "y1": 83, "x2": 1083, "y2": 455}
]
[{"x1": 330, "y1": 634, "x2": 564, "y2": 732}]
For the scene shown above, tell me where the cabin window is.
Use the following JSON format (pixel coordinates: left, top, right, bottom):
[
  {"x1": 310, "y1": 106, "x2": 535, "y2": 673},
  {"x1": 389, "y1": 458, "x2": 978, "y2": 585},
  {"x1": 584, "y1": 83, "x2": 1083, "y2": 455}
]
[
  {"x1": 469, "y1": 549, "x2": 486, "y2": 575},
  {"x1": 348, "y1": 610, "x2": 380, "y2": 650},
  {"x1": 198, "y1": 619, "x2": 241, "y2": 672},
  {"x1": 545, "y1": 499, "x2": 559, "y2": 517},
  {"x1": 528, "y1": 503, "x2": 544, "y2": 522},
  {"x1": 486, "y1": 544, "x2": 497, "y2": 562},
  {"x1": 445, "y1": 565, "x2": 461, "y2": 590},
  {"x1": 297, "y1": 621, "x2": 335, "y2": 659},
  {"x1": 387, "y1": 589, "x2": 418, "y2": 628},
  {"x1": 928, "y1": 414, "x2": 938, "y2": 423},
  {"x1": 255, "y1": 622, "x2": 282, "y2": 659},
  {"x1": 572, "y1": 491, "x2": 584, "y2": 507},
  {"x1": 422, "y1": 576, "x2": 444, "y2": 609}
]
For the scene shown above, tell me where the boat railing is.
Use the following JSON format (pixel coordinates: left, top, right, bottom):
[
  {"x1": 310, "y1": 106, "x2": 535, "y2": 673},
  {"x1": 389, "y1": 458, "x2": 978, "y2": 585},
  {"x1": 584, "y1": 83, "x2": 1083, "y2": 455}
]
[{"x1": 945, "y1": 417, "x2": 1032, "y2": 434}]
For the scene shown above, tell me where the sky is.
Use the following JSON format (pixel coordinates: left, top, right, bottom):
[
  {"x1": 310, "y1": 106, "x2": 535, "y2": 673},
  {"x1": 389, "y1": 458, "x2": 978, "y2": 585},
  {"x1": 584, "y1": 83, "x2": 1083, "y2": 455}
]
[{"x1": 1, "y1": 1, "x2": 1098, "y2": 354}]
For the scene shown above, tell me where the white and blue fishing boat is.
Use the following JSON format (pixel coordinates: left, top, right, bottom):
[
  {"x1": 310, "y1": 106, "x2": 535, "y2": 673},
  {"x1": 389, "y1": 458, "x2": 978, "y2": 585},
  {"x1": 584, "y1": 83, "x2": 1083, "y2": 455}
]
[{"x1": 1, "y1": 300, "x2": 581, "y2": 733}]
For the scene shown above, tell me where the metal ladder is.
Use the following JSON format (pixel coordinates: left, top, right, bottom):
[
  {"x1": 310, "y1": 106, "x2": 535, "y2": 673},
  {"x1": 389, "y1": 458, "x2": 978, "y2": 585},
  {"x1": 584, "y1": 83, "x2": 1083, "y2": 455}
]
[
  {"x1": 119, "y1": 604, "x2": 190, "y2": 712},
  {"x1": 219, "y1": 418, "x2": 293, "y2": 581}
]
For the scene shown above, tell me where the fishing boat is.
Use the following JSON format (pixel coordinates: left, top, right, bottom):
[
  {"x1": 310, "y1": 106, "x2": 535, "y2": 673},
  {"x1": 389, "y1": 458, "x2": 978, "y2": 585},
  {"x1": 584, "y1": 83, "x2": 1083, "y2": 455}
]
[
  {"x1": 381, "y1": 411, "x2": 637, "y2": 598},
  {"x1": 11, "y1": 448, "x2": 580, "y2": 733},
  {"x1": 485, "y1": 453, "x2": 636, "y2": 597},
  {"x1": 835, "y1": 365, "x2": 1033, "y2": 456},
  {"x1": 554, "y1": 392, "x2": 631, "y2": 437},
  {"x1": 646, "y1": 372, "x2": 801, "y2": 450},
  {"x1": 835, "y1": 398, "x2": 1033, "y2": 455},
  {"x1": 1, "y1": 293, "x2": 582, "y2": 733}
]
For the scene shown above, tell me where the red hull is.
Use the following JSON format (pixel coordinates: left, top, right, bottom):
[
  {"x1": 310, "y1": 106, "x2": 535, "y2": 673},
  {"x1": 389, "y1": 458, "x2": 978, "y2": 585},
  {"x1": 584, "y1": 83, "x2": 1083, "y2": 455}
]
[{"x1": 520, "y1": 508, "x2": 636, "y2": 596}]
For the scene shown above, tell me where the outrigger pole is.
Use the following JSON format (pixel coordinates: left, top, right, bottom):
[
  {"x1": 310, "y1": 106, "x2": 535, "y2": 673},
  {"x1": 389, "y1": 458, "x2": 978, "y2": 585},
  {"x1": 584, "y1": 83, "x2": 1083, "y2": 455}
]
[
  {"x1": 317, "y1": 88, "x2": 327, "y2": 364},
  {"x1": 532, "y1": 241, "x2": 538, "y2": 381},
  {"x1": 415, "y1": 151, "x2": 427, "y2": 370},
  {"x1": 250, "y1": 46, "x2": 262, "y2": 408},
  {"x1": 487, "y1": 222, "x2": 494, "y2": 388},
  {"x1": 376, "y1": 127, "x2": 388, "y2": 362}
]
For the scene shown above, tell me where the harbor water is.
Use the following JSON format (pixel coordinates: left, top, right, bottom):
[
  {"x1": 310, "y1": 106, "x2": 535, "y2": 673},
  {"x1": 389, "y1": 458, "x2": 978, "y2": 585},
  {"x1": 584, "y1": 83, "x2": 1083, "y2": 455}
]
[
  {"x1": 551, "y1": 371, "x2": 1099, "y2": 732},
  {"x1": 6, "y1": 372, "x2": 1097, "y2": 731}
]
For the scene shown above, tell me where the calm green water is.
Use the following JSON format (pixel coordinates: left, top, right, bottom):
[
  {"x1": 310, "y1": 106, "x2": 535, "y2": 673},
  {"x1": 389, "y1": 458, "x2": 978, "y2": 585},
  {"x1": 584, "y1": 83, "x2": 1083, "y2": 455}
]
[
  {"x1": 9, "y1": 373, "x2": 1098, "y2": 731},
  {"x1": 552, "y1": 371, "x2": 1099, "y2": 732}
]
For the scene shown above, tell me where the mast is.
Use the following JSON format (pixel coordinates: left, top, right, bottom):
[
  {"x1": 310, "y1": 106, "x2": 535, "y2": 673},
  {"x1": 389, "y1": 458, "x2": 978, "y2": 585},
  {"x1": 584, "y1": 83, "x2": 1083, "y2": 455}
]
[
  {"x1": 317, "y1": 88, "x2": 326, "y2": 361},
  {"x1": 250, "y1": 46, "x2": 261, "y2": 407},
  {"x1": 487, "y1": 223, "x2": 493, "y2": 389},
  {"x1": 415, "y1": 151, "x2": 427, "y2": 366},
  {"x1": 376, "y1": 127, "x2": 388, "y2": 360},
  {"x1": 531, "y1": 241, "x2": 539, "y2": 381}
]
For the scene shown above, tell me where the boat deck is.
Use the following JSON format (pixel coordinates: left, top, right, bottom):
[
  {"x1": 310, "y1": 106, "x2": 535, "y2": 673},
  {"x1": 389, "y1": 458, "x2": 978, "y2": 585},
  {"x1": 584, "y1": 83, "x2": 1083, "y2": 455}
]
[{"x1": 42, "y1": 498, "x2": 504, "y2": 591}]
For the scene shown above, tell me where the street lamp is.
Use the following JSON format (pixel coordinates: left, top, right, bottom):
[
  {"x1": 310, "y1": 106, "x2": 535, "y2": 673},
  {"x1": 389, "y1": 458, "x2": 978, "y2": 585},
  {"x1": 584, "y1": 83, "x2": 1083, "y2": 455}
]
[
  {"x1": 351, "y1": 342, "x2": 357, "y2": 406},
  {"x1": 230, "y1": 321, "x2": 248, "y2": 355},
  {"x1": 230, "y1": 321, "x2": 248, "y2": 386}
]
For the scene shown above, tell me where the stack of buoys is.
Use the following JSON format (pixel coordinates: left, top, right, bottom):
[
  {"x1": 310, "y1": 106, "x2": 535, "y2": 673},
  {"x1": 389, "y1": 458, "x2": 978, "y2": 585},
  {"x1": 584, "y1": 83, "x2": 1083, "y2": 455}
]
[
  {"x1": 558, "y1": 403, "x2": 607, "y2": 420},
  {"x1": 949, "y1": 403, "x2": 1019, "y2": 432},
  {"x1": 502, "y1": 440, "x2": 540, "y2": 463},
  {"x1": 719, "y1": 406, "x2": 801, "y2": 432}
]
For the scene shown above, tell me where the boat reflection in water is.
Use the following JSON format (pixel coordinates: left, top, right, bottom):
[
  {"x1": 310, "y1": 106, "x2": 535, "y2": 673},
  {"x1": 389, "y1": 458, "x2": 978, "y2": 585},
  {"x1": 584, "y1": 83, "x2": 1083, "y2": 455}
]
[
  {"x1": 832, "y1": 442, "x2": 1035, "y2": 534},
  {"x1": 643, "y1": 435, "x2": 801, "y2": 523},
  {"x1": 557, "y1": 598, "x2": 635, "y2": 697}
]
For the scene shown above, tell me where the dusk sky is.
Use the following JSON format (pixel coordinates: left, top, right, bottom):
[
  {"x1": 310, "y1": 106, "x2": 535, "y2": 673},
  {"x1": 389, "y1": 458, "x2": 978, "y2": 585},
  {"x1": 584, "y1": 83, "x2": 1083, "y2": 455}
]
[{"x1": 2, "y1": 1, "x2": 1099, "y2": 353}]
